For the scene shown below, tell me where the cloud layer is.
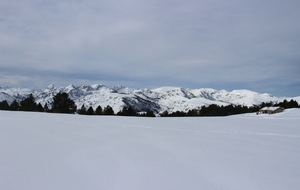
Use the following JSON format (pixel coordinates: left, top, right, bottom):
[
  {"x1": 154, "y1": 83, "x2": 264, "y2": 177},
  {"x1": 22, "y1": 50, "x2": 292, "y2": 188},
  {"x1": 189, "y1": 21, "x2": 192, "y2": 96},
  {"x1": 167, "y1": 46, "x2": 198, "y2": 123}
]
[{"x1": 1, "y1": 0, "x2": 300, "y2": 96}]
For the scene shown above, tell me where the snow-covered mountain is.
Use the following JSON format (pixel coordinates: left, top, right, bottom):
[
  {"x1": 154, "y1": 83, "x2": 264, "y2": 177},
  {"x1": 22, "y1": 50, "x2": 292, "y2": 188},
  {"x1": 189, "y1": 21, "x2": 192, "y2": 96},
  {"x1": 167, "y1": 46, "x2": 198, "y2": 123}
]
[{"x1": 0, "y1": 84, "x2": 298, "y2": 113}]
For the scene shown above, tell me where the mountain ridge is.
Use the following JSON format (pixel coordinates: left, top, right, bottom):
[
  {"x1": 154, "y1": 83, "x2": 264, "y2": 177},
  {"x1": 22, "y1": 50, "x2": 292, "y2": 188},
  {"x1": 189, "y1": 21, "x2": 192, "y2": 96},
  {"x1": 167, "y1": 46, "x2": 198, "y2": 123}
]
[{"x1": 0, "y1": 84, "x2": 299, "y2": 113}]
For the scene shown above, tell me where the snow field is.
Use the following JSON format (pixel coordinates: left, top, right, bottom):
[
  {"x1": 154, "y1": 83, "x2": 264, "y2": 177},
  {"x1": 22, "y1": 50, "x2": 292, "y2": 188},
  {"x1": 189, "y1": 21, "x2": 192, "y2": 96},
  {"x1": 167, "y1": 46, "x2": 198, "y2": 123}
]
[{"x1": 1, "y1": 109, "x2": 300, "y2": 190}]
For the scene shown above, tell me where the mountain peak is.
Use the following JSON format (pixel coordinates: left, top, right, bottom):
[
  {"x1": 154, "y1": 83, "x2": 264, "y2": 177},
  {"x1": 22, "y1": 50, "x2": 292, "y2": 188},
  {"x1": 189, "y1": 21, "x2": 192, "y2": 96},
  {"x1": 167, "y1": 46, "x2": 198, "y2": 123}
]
[
  {"x1": 46, "y1": 84, "x2": 55, "y2": 89},
  {"x1": 65, "y1": 84, "x2": 76, "y2": 91},
  {"x1": 110, "y1": 85, "x2": 134, "y2": 94},
  {"x1": 91, "y1": 84, "x2": 105, "y2": 90}
]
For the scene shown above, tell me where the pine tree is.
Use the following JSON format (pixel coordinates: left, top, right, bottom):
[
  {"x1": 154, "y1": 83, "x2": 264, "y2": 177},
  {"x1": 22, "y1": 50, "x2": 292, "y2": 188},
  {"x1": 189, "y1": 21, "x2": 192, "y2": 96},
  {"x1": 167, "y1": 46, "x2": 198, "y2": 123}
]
[
  {"x1": 117, "y1": 106, "x2": 137, "y2": 116},
  {"x1": 287, "y1": 99, "x2": 298, "y2": 108},
  {"x1": 127, "y1": 106, "x2": 137, "y2": 116},
  {"x1": 20, "y1": 94, "x2": 37, "y2": 111},
  {"x1": 160, "y1": 110, "x2": 169, "y2": 117},
  {"x1": 86, "y1": 106, "x2": 94, "y2": 115},
  {"x1": 36, "y1": 103, "x2": 44, "y2": 112},
  {"x1": 0, "y1": 100, "x2": 10, "y2": 110},
  {"x1": 145, "y1": 110, "x2": 155, "y2": 117},
  {"x1": 44, "y1": 104, "x2": 50, "y2": 112},
  {"x1": 187, "y1": 109, "x2": 198, "y2": 116},
  {"x1": 95, "y1": 105, "x2": 103, "y2": 115},
  {"x1": 10, "y1": 100, "x2": 20, "y2": 111},
  {"x1": 282, "y1": 99, "x2": 289, "y2": 108},
  {"x1": 78, "y1": 104, "x2": 87, "y2": 115},
  {"x1": 103, "y1": 105, "x2": 114, "y2": 115},
  {"x1": 52, "y1": 92, "x2": 77, "y2": 114},
  {"x1": 117, "y1": 108, "x2": 124, "y2": 115},
  {"x1": 199, "y1": 105, "x2": 208, "y2": 116}
]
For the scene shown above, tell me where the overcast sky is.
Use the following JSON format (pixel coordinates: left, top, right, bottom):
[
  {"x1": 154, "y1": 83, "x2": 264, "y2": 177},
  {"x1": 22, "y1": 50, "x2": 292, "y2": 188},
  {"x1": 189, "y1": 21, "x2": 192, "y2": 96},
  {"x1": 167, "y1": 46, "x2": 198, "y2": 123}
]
[{"x1": 0, "y1": 0, "x2": 299, "y2": 97}]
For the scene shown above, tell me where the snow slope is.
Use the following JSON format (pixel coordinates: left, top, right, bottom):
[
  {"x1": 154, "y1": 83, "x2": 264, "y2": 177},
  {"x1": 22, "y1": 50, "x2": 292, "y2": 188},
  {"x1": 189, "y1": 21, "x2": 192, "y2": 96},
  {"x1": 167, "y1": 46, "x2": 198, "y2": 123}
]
[{"x1": 1, "y1": 109, "x2": 300, "y2": 190}]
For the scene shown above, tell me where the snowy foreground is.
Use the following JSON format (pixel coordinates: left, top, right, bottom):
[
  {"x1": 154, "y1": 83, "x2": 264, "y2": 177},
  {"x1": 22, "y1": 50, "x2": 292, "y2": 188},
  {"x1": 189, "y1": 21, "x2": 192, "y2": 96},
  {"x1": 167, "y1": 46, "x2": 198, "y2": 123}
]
[{"x1": 1, "y1": 110, "x2": 300, "y2": 190}]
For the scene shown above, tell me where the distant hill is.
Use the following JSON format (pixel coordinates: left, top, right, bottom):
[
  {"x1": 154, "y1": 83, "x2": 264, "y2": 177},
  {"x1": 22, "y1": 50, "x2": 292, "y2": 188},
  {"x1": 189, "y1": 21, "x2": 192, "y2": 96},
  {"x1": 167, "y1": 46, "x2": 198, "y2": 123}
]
[{"x1": 0, "y1": 84, "x2": 298, "y2": 113}]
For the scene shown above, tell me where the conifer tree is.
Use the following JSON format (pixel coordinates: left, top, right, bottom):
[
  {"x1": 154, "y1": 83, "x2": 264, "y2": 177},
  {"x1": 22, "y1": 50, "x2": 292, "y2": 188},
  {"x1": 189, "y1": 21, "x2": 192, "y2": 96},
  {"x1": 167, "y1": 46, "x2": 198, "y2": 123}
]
[
  {"x1": 52, "y1": 92, "x2": 77, "y2": 114},
  {"x1": 287, "y1": 99, "x2": 298, "y2": 108},
  {"x1": 160, "y1": 110, "x2": 169, "y2": 117},
  {"x1": 127, "y1": 106, "x2": 137, "y2": 116},
  {"x1": 78, "y1": 104, "x2": 87, "y2": 114},
  {"x1": 10, "y1": 100, "x2": 20, "y2": 111},
  {"x1": 103, "y1": 105, "x2": 114, "y2": 115},
  {"x1": 44, "y1": 104, "x2": 50, "y2": 112},
  {"x1": 282, "y1": 99, "x2": 289, "y2": 108},
  {"x1": 95, "y1": 105, "x2": 103, "y2": 115},
  {"x1": 20, "y1": 94, "x2": 37, "y2": 111},
  {"x1": 86, "y1": 106, "x2": 94, "y2": 115},
  {"x1": 145, "y1": 110, "x2": 155, "y2": 117},
  {"x1": 117, "y1": 106, "x2": 137, "y2": 116},
  {"x1": 36, "y1": 103, "x2": 44, "y2": 112},
  {"x1": 187, "y1": 109, "x2": 198, "y2": 116},
  {"x1": 117, "y1": 107, "x2": 127, "y2": 115},
  {"x1": 0, "y1": 100, "x2": 10, "y2": 110}
]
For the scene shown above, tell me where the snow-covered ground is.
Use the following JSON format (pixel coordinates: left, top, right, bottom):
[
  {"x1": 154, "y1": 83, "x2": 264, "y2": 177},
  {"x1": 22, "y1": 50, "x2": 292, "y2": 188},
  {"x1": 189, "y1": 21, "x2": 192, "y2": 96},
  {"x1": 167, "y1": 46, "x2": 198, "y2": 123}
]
[{"x1": 1, "y1": 109, "x2": 300, "y2": 190}]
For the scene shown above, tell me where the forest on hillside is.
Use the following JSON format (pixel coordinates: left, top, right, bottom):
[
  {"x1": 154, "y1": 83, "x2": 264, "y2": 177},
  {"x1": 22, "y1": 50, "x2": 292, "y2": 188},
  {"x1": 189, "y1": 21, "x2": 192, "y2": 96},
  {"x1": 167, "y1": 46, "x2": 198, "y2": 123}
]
[{"x1": 0, "y1": 93, "x2": 299, "y2": 117}]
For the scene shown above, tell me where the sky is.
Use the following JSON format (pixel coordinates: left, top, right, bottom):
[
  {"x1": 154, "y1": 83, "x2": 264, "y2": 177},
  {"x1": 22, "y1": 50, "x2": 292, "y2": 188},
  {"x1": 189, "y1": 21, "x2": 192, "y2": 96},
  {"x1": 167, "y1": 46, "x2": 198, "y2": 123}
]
[{"x1": 0, "y1": 0, "x2": 299, "y2": 97}]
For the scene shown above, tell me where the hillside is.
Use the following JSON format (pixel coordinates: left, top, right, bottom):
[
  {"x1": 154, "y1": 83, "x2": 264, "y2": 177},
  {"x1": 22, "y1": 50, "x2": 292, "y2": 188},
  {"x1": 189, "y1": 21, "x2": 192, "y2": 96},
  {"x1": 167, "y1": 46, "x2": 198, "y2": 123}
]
[{"x1": 0, "y1": 84, "x2": 297, "y2": 113}]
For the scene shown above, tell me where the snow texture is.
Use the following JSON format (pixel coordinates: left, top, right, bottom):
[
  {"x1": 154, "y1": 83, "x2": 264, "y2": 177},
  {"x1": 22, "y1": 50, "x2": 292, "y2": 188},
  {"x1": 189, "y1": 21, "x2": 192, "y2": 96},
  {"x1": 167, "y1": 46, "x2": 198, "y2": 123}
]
[{"x1": 1, "y1": 109, "x2": 300, "y2": 190}]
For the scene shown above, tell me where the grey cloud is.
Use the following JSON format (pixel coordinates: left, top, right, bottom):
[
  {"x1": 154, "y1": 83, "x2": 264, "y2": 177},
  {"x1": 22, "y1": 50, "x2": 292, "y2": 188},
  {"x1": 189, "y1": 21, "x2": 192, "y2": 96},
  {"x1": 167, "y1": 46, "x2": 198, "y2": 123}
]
[{"x1": 0, "y1": 0, "x2": 300, "y2": 96}]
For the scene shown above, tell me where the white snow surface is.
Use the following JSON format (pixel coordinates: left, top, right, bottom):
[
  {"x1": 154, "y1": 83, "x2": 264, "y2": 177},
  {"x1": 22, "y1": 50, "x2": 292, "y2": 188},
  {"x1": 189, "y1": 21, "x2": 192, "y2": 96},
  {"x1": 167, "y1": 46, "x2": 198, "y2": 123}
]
[{"x1": 1, "y1": 109, "x2": 300, "y2": 190}]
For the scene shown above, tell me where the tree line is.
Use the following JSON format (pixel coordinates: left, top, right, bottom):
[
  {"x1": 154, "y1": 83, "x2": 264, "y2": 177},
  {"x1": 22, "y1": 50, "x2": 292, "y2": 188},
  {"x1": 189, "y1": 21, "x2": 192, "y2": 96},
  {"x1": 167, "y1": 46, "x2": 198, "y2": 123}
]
[
  {"x1": 0, "y1": 93, "x2": 75, "y2": 113},
  {"x1": 0, "y1": 93, "x2": 298, "y2": 117},
  {"x1": 160, "y1": 104, "x2": 260, "y2": 117},
  {"x1": 0, "y1": 92, "x2": 155, "y2": 117},
  {"x1": 160, "y1": 99, "x2": 299, "y2": 117},
  {"x1": 77, "y1": 104, "x2": 155, "y2": 117}
]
